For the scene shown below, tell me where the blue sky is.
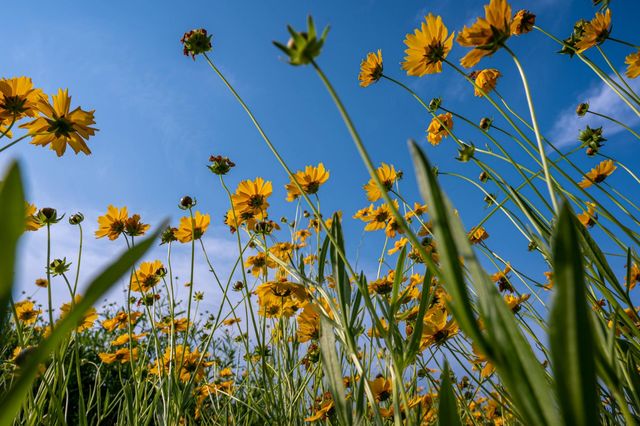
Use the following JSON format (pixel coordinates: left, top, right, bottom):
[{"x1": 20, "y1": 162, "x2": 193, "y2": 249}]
[{"x1": 3, "y1": 0, "x2": 640, "y2": 314}]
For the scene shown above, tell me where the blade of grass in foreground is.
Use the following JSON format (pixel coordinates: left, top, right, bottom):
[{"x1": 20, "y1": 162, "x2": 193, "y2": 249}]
[
  {"x1": 0, "y1": 220, "x2": 166, "y2": 425},
  {"x1": 319, "y1": 314, "x2": 352, "y2": 425},
  {"x1": 550, "y1": 203, "x2": 599, "y2": 426},
  {"x1": 438, "y1": 362, "x2": 462, "y2": 426},
  {"x1": 409, "y1": 140, "x2": 560, "y2": 426},
  {"x1": 0, "y1": 161, "x2": 24, "y2": 343}
]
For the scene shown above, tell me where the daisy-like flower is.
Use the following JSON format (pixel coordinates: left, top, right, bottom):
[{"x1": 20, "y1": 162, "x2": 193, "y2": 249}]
[
  {"x1": 25, "y1": 202, "x2": 42, "y2": 232},
  {"x1": 504, "y1": 293, "x2": 530, "y2": 313},
  {"x1": 578, "y1": 159, "x2": 616, "y2": 188},
  {"x1": 95, "y1": 205, "x2": 128, "y2": 240},
  {"x1": 102, "y1": 311, "x2": 143, "y2": 332},
  {"x1": 472, "y1": 69, "x2": 501, "y2": 96},
  {"x1": 457, "y1": 0, "x2": 513, "y2": 68},
  {"x1": 297, "y1": 303, "x2": 321, "y2": 342},
  {"x1": 491, "y1": 263, "x2": 513, "y2": 292},
  {"x1": 468, "y1": 226, "x2": 489, "y2": 244},
  {"x1": 369, "y1": 376, "x2": 392, "y2": 403},
  {"x1": 427, "y1": 112, "x2": 454, "y2": 146},
  {"x1": 510, "y1": 10, "x2": 536, "y2": 35},
  {"x1": 575, "y1": 9, "x2": 612, "y2": 53},
  {"x1": 577, "y1": 202, "x2": 597, "y2": 228},
  {"x1": 254, "y1": 279, "x2": 309, "y2": 318},
  {"x1": 625, "y1": 50, "x2": 640, "y2": 79},
  {"x1": 0, "y1": 77, "x2": 45, "y2": 122},
  {"x1": 150, "y1": 345, "x2": 213, "y2": 382},
  {"x1": 305, "y1": 394, "x2": 335, "y2": 422},
  {"x1": 15, "y1": 300, "x2": 42, "y2": 325},
  {"x1": 124, "y1": 214, "x2": 150, "y2": 237},
  {"x1": 402, "y1": 14, "x2": 454, "y2": 76},
  {"x1": 231, "y1": 177, "x2": 272, "y2": 216},
  {"x1": 60, "y1": 296, "x2": 98, "y2": 332},
  {"x1": 245, "y1": 252, "x2": 276, "y2": 277},
  {"x1": 358, "y1": 50, "x2": 383, "y2": 87},
  {"x1": 20, "y1": 89, "x2": 97, "y2": 156},
  {"x1": 362, "y1": 203, "x2": 393, "y2": 232},
  {"x1": 388, "y1": 237, "x2": 409, "y2": 255},
  {"x1": 363, "y1": 163, "x2": 399, "y2": 202},
  {"x1": 130, "y1": 260, "x2": 165, "y2": 292},
  {"x1": 627, "y1": 264, "x2": 640, "y2": 291},
  {"x1": 175, "y1": 211, "x2": 210, "y2": 243},
  {"x1": 99, "y1": 347, "x2": 139, "y2": 364},
  {"x1": 285, "y1": 163, "x2": 330, "y2": 202},
  {"x1": 420, "y1": 307, "x2": 459, "y2": 350},
  {"x1": 111, "y1": 332, "x2": 147, "y2": 346}
]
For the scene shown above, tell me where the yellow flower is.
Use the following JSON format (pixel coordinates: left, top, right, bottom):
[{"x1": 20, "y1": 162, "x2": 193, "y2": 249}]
[
  {"x1": 297, "y1": 303, "x2": 321, "y2": 342},
  {"x1": 124, "y1": 214, "x2": 150, "y2": 237},
  {"x1": 95, "y1": 205, "x2": 128, "y2": 240},
  {"x1": 626, "y1": 50, "x2": 640, "y2": 79},
  {"x1": 150, "y1": 345, "x2": 212, "y2": 382},
  {"x1": 20, "y1": 88, "x2": 97, "y2": 156},
  {"x1": 60, "y1": 295, "x2": 98, "y2": 332},
  {"x1": 402, "y1": 14, "x2": 454, "y2": 76},
  {"x1": 457, "y1": 0, "x2": 513, "y2": 68},
  {"x1": 245, "y1": 252, "x2": 276, "y2": 277},
  {"x1": 577, "y1": 202, "x2": 597, "y2": 228},
  {"x1": 255, "y1": 279, "x2": 308, "y2": 318},
  {"x1": 420, "y1": 307, "x2": 458, "y2": 349},
  {"x1": 358, "y1": 50, "x2": 383, "y2": 87},
  {"x1": 510, "y1": 10, "x2": 536, "y2": 35},
  {"x1": 231, "y1": 177, "x2": 272, "y2": 216},
  {"x1": 111, "y1": 332, "x2": 147, "y2": 346},
  {"x1": 157, "y1": 317, "x2": 189, "y2": 333},
  {"x1": 491, "y1": 263, "x2": 513, "y2": 292},
  {"x1": 362, "y1": 203, "x2": 392, "y2": 232},
  {"x1": 131, "y1": 260, "x2": 165, "y2": 292},
  {"x1": 427, "y1": 112, "x2": 453, "y2": 146},
  {"x1": 504, "y1": 293, "x2": 530, "y2": 313},
  {"x1": 578, "y1": 159, "x2": 616, "y2": 188},
  {"x1": 102, "y1": 311, "x2": 142, "y2": 332},
  {"x1": 369, "y1": 376, "x2": 392, "y2": 403},
  {"x1": 99, "y1": 347, "x2": 139, "y2": 364},
  {"x1": 15, "y1": 300, "x2": 41, "y2": 325},
  {"x1": 388, "y1": 237, "x2": 409, "y2": 255},
  {"x1": 628, "y1": 264, "x2": 640, "y2": 290},
  {"x1": 175, "y1": 211, "x2": 210, "y2": 243},
  {"x1": 468, "y1": 226, "x2": 489, "y2": 244},
  {"x1": 363, "y1": 163, "x2": 399, "y2": 202},
  {"x1": 472, "y1": 69, "x2": 501, "y2": 96},
  {"x1": 575, "y1": 9, "x2": 611, "y2": 53},
  {"x1": 285, "y1": 163, "x2": 330, "y2": 202},
  {"x1": 305, "y1": 395, "x2": 334, "y2": 422},
  {"x1": 0, "y1": 77, "x2": 45, "y2": 122},
  {"x1": 24, "y1": 202, "x2": 42, "y2": 232}
]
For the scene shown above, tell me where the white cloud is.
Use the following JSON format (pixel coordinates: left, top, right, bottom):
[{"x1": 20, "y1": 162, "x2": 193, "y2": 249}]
[{"x1": 549, "y1": 75, "x2": 640, "y2": 148}]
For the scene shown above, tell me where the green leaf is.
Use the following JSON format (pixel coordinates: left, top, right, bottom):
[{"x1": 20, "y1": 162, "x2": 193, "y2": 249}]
[
  {"x1": 0, "y1": 161, "x2": 24, "y2": 339},
  {"x1": 0, "y1": 220, "x2": 166, "y2": 424},
  {"x1": 318, "y1": 314, "x2": 351, "y2": 425},
  {"x1": 438, "y1": 362, "x2": 462, "y2": 426},
  {"x1": 550, "y1": 203, "x2": 599, "y2": 425}
]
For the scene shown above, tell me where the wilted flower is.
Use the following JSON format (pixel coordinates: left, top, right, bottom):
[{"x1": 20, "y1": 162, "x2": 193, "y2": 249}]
[
  {"x1": 208, "y1": 155, "x2": 235, "y2": 175},
  {"x1": 181, "y1": 28, "x2": 212, "y2": 59},
  {"x1": 510, "y1": 10, "x2": 536, "y2": 35}
]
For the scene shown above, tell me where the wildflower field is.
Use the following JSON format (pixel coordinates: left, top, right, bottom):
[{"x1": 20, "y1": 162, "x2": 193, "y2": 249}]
[{"x1": 3, "y1": 0, "x2": 640, "y2": 424}]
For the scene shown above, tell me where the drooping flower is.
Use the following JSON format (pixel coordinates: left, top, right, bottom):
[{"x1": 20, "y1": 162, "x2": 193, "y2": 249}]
[
  {"x1": 285, "y1": 163, "x2": 330, "y2": 201},
  {"x1": 457, "y1": 0, "x2": 513, "y2": 68},
  {"x1": 402, "y1": 14, "x2": 454, "y2": 76},
  {"x1": 472, "y1": 69, "x2": 501, "y2": 96},
  {"x1": 21, "y1": 89, "x2": 97, "y2": 156},
  {"x1": 95, "y1": 205, "x2": 129, "y2": 240},
  {"x1": 578, "y1": 159, "x2": 616, "y2": 188},
  {"x1": 358, "y1": 50, "x2": 383, "y2": 87},
  {"x1": 427, "y1": 112, "x2": 454, "y2": 146},
  {"x1": 60, "y1": 296, "x2": 98, "y2": 332},
  {"x1": 15, "y1": 300, "x2": 42, "y2": 325},
  {"x1": 130, "y1": 260, "x2": 166, "y2": 292},
  {"x1": 175, "y1": 211, "x2": 210, "y2": 243},
  {"x1": 575, "y1": 9, "x2": 612, "y2": 52},
  {"x1": 0, "y1": 77, "x2": 45, "y2": 122},
  {"x1": 363, "y1": 163, "x2": 399, "y2": 202},
  {"x1": 181, "y1": 28, "x2": 213, "y2": 59},
  {"x1": 625, "y1": 50, "x2": 640, "y2": 79},
  {"x1": 231, "y1": 178, "x2": 272, "y2": 216}
]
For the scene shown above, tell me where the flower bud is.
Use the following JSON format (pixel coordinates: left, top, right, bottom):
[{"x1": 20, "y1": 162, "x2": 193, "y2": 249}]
[
  {"x1": 479, "y1": 171, "x2": 490, "y2": 182},
  {"x1": 179, "y1": 196, "x2": 196, "y2": 210},
  {"x1": 479, "y1": 117, "x2": 493, "y2": 131},
  {"x1": 68, "y1": 212, "x2": 84, "y2": 225},
  {"x1": 428, "y1": 97, "x2": 441, "y2": 112},
  {"x1": 576, "y1": 102, "x2": 589, "y2": 117}
]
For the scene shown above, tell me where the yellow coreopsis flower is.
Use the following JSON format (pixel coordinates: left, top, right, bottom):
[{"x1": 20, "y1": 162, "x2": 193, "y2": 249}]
[
  {"x1": 150, "y1": 345, "x2": 212, "y2": 382},
  {"x1": 24, "y1": 202, "x2": 42, "y2": 232},
  {"x1": 427, "y1": 112, "x2": 453, "y2": 146},
  {"x1": 130, "y1": 260, "x2": 165, "y2": 292},
  {"x1": 95, "y1": 205, "x2": 128, "y2": 240},
  {"x1": 304, "y1": 396, "x2": 335, "y2": 422},
  {"x1": 231, "y1": 177, "x2": 272, "y2": 216},
  {"x1": 578, "y1": 159, "x2": 616, "y2": 188},
  {"x1": 468, "y1": 226, "x2": 489, "y2": 244},
  {"x1": 504, "y1": 293, "x2": 530, "y2": 313},
  {"x1": 388, "y1": 237, "x2": 409, "y2": 255},
  {"x1": 358, "y1": 50, "x2": 383, "y2": 87},
  {"x1": 402, "y1": 14, "x2": 454, "y2": 76},
  {"x1": 625, "y1": 50, "x2": 640, "y2": 79},
  {"x1": 20, "y1": 88, "x2": 97, "y2": 156},
  {"x1": 363, "y1": 163, "x2": 399, "y2": 202},
  {"x1": 362, "y1": 203, "x2": 393, "y2": 232},
  {"x1": 297, "y1": 303, "x2": 321, "y2": 342},
  {"x1": 102, "y1": 311, "x2": 142, "y2": 332},
  {"x1": 577, "y1": 202, "x2": 597, "y2": 228},
  {"x1": 60, "y1": 296, "x2": 98, "y2": 332},
  {"x1": 255, "y1": 279, "x2": 308, "y2": 318},
  {"x1": 0, "y1": 77, "x2": 45, "y2": 122},
  {"x1": 175, "y1": 211, "x2": 210, "y2": 243},
  {"x1": 457, "y1": 0, "x2": 513, "y2": 68},
  {"x1": 575, "y1": 9, "x2": 612, "y2": 53},
  {"x1": 511, "y1": 10, "x2": 536, "y2": 35},
  {"x1": 420, "y1": 307, "x2": 458, "y2": 349},
  {"x1": 245, "y1": 252, "x2": 276, "y2": 277},
  {"x1": 15, "y1": 300, "x2": 42, "y2": 325},
  {"x1": 111, "y1": 332, "x2": 147, "y2": 346},
  {"x1": 99, "y1": 347, "x2": 139, "y2": 364},
  {"x1": 472, "y1": 69, "x2": 501, "y2": 96},
  {"x1": 285, "y1": 163, "x2": 330, "y2": 202},
  {"x1": 369, "y1": 376, "x2": 392, "y2": 403},
  {"x1": 627, "y1": 264, "x2": 640, "y2": 290}
]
